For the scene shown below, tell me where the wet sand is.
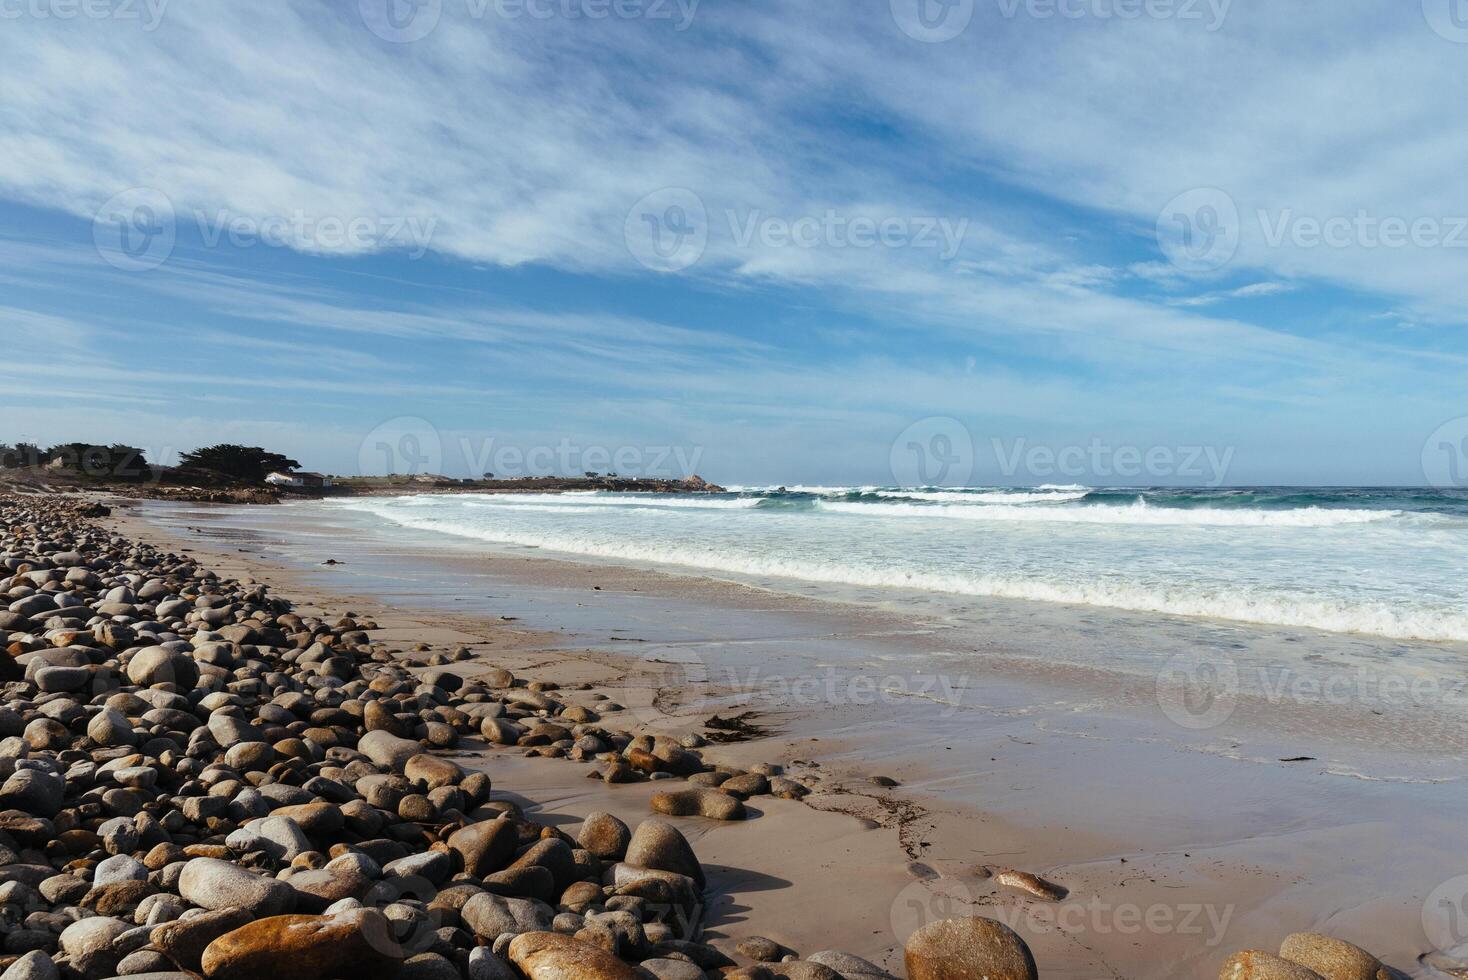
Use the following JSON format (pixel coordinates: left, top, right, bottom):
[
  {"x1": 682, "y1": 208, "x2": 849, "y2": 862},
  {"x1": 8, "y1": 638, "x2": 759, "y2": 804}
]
[{"x1": 111, "y1": 497, "x2": 1468, "y2": 979}]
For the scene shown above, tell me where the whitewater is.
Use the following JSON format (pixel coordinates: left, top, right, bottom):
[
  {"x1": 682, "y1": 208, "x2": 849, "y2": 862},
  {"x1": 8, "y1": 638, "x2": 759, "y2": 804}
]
[{"x1": 329, "y1": 486, "x2": 1468, "y2": 643}]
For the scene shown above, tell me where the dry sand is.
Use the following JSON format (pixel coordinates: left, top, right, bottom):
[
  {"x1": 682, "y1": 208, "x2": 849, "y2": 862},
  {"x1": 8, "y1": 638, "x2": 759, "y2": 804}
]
[{"x1": 106, "y1": 497, "x2": 1468, "y2": 979}]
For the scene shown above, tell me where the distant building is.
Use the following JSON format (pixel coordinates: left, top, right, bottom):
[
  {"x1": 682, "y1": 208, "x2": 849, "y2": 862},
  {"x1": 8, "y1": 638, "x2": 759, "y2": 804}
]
[{"x1": 265, "y1": 471, "x2": 332, "y2": 488}]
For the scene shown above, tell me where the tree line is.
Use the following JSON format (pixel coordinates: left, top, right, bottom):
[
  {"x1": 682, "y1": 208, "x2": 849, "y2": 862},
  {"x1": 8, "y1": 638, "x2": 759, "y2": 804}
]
[{"x1": 0, "y1": 443, "x2": 302, "y2": 483}]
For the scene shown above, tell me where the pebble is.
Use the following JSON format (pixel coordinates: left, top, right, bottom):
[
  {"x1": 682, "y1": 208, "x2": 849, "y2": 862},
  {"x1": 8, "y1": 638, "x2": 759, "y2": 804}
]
[{"x1": 993, "y1": 869, "x2": 1066, "y2": 901}]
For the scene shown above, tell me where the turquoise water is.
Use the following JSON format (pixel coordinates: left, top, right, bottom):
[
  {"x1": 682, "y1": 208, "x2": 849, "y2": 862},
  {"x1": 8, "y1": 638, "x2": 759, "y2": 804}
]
[{"x1": 331, "y1": 487, "x2": 1468, "y2": 642}]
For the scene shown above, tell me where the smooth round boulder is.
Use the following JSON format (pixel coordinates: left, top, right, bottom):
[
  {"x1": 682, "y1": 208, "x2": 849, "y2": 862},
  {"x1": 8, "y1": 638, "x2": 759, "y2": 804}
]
[
  {"x1": 649, "y1": 788, "x2": 745, "y2": 821},
  {"x1": 359, "y1": 730, "x2": 422, "y2": 772},
  {"x1": 576, "y1": 812, "x2": 631, "y2": 862},
  {"x1": 1219, "y1": 952, "x2": 1326, "y2": 980},
  {"x1": 87, "y1": 707, "x2": 137, "y2": 747},
  {"x1": 127, "y1": 646, "x2": 199, "y2": 689},
  {"x1": 178, "y1": 858, "x2": 297, "y2": 917},
  {"x1": 448, "y1": 819, "x2": 519, "y2": 877},
  {"x1": 507, "y1": 931, "x2": 654, "y2": 980},
  {"x1": 200, "y1": 909, "x2": 403, "y2": 980},
  {"x1": 1277, "y1": 934, "x2": 1381, "y2": 980},
  {"x1": 624, "y1": 818, "x2": 703, "y2": 887},
  {"x1": 404, "y1": 753, "x2": 464, "y2": 790},
  {"x1": 905, "y1": 917, "x2": 1037, "y2": 980},
  {"x1": 150, "y1": 907, "x2": 255, "y2": 973}
]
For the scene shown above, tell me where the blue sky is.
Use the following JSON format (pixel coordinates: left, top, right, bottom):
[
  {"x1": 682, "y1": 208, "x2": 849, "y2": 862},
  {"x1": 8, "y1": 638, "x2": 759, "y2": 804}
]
[{"x1": 2, "y1": 0, "x2": 1467, "y2": 486}]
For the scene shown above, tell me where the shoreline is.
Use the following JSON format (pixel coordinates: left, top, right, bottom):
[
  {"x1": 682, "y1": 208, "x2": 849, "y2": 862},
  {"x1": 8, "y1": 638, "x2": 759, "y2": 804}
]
[{"x1": 107, "y1": 495, "x2": 1468, "y2": 978}]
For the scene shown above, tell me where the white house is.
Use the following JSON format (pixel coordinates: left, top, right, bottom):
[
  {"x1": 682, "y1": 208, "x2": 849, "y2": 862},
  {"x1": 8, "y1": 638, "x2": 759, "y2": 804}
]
[{"x1": 265, "y1": 471, "x2": 332, "y2": 488}]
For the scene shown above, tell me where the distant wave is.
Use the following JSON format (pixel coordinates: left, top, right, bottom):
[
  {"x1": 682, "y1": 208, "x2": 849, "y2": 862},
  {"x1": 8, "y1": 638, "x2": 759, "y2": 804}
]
[
  {"x1": 332, "y1": 498, "x2": 1468, "y2": 642},
  {"x1": 815, "y1": 499, "x2": 1416, "y2": 527},
  {"x1": 870, "y1": 489, "x2": 1091, "y2": 504},
  {"x1": 451, "y1": 492, "x2": 766, "y2": 511}
]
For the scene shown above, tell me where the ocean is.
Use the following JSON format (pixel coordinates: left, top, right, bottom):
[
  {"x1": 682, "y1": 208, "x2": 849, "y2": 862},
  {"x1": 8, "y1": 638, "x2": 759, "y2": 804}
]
[{"x1": 329, "y1": 486, "x2": 1468, "y2": 644}]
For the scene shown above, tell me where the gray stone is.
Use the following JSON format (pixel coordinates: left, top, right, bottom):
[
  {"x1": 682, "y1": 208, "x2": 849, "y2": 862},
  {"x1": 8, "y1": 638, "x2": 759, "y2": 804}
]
[
  {"x1": 460, "y1": 892, "x2": 554, "y2": 938},
  {"x1": 177, "y1": 857, "x2": 296, "y2": 916},
  {"x1": 93, "y1": 854, "x2": 148, "y2": 887},
  {"x1": 87, "y1": 707, "x2": 137, "y2": 747},
  {"x1": 0, "y1": 950, "x2": 59, "y2": 980},
  {"x1": 358, "y1": 730, "x2": 421, "y2": 771},
  {"x1": 206, "y1": 712, "x2": 262, "y2": 748},
  {"x1": 0, "y1": 769, "x2": 65, "y2": 817},
  {"x1": 243, "y1": 816, "x2": 312, "y2": 863},
  {"x1": 33, "y1": 665, "x2": 89, "y2": 693},
  {"x1": 468, "y1": 947, "x2": 518, "y2": 980}
]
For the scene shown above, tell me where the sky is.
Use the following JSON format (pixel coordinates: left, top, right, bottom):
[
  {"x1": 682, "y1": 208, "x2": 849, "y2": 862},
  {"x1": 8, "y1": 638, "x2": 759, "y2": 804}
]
[{"x1": 2, "y1": 0, "x2": 1467, "y2": 486}]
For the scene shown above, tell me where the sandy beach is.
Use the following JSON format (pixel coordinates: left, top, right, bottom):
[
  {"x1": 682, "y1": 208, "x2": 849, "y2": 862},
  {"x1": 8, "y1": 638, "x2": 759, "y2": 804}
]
[{"x1": 96, "y1": 495, "x2": 1468, "y2": 979}]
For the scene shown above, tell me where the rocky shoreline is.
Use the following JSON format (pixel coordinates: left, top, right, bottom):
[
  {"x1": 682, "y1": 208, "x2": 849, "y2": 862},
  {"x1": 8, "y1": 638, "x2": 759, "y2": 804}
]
[{"x1": 0, "y1": 492, "x2": 1412, "y2": 980}]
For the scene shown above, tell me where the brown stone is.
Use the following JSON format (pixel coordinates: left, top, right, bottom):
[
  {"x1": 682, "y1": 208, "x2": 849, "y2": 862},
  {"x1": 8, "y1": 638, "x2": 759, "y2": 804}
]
[
  {"x1": 649, "y1": 788, "x2": 745, "y2": 821},
  {"x1": 201, "y1": 909, "x2": 403, "y2": 979},
  {"x1": 905, "y1": 917, "x2": 1037, "y2": 980},
  {"x1": 447, "y1": 818, "x2": 519, "y2": 877},
  {"x1": 508, "y1": 931, "x2": 655, "y2": 980},
  {"x1": 1278, "y1": 934, "x2": 1381, "y2": 980},
  {"x1": 152, "y1": 907, "x2": 254, "y2": 972},
  {"x1": 1219, "y1": 952, "x2": 1327, "y2": 980}
]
